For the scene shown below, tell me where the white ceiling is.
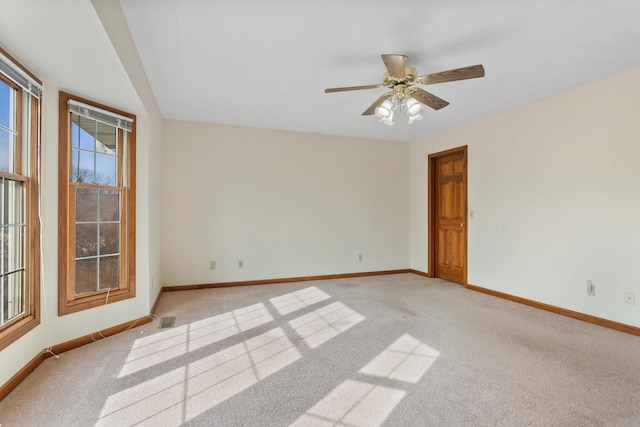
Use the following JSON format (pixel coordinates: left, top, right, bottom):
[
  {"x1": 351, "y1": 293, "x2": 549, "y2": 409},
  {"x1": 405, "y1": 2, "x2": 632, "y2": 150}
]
[
  {"x1": 0, "y1": 0, "x2": 145, "y2": 117},
  {"x1": 119, "y1": 0, "x2": 640, "y2": 142},
  {"x1": 5, "y1": 1, "x2": 639, "y2": 144}
]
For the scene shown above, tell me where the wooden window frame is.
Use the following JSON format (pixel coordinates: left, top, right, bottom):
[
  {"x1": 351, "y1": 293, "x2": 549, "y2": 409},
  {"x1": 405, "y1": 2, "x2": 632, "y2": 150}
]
[
  {"x1": 58, "y1": 91, "x2": 136, "y2": 315},
  {"x1": 0, "y1": 47, "x2": 41, "y2": 351}
]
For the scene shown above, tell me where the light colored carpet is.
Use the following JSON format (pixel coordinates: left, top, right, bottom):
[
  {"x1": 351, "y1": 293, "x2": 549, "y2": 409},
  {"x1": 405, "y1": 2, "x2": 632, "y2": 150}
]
[{"x1": 1, "y1": 273, "x2": 640, "y2": 426}]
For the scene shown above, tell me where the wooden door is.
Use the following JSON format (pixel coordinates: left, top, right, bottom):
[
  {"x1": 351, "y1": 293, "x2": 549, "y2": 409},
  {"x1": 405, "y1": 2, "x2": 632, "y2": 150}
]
[{"x1": 429, "y1": 147, "x2": 467, "y2": 284}]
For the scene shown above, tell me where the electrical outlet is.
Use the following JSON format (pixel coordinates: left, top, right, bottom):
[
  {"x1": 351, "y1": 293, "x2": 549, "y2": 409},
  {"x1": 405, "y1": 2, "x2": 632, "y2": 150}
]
[
  {"x1": 586, "y1": 280, "x2": 595, "y2": 296},
  {"x1": 238, "y1": 260, "x2": 244, "y2": 268},
  {"x1": 210, "y1": 261, "x2": 216, "y2": 270},
  {"x1": 358, "y1": 254, "x2": 363, "y2": 262},
  {"x1": 625, "y1": 291, "x2": 635, "y2": 305}
]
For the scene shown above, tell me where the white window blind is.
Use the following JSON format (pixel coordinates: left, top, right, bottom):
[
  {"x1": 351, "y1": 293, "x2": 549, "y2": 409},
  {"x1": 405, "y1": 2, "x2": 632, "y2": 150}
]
[
  {"x1": 0, "y1": 51, "x2": 42, "y2": 99},
  {"x1": 68, "y1": 99, "x2": 134, "y2": 132}
]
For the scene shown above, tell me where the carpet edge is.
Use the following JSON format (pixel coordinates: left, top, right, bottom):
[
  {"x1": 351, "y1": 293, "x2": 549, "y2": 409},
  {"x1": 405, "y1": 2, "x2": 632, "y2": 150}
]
[{"x1": 466, "y1": 283, "x2": 640, "y2": 336}]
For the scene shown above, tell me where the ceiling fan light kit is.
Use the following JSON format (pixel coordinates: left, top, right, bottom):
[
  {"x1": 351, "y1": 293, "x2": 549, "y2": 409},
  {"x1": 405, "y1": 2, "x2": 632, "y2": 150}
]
[
  {"x1": 375, "y1": 98, "x2": 395, "y2": 125},
  {"x1": 374, "y1": 96, "x2": 424, "y2": 126},
  {"x1": 325, "y1": 54, "x2": 484, "y2": 126},
  {"x1": 405, "y1": 97, "x2": 424, "y2": 124}
]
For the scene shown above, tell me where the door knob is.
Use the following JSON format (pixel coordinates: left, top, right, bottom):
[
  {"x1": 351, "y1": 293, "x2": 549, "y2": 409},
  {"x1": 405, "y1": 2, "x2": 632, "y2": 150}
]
[{"x1": 461, "y1": 223, "x2": 465, "y2": 227}]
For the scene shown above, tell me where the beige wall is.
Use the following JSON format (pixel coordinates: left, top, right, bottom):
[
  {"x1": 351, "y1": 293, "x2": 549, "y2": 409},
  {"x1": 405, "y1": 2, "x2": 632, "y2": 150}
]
[
  {"x1": 0, "y1": 0, "x2": 163, "y2": 386},
  {"x1": 411, "y1": 67, "x2": 640, "y2": 327},
  {"x1": 161, "y1": 120, "x2": 410, "y2": 286}
]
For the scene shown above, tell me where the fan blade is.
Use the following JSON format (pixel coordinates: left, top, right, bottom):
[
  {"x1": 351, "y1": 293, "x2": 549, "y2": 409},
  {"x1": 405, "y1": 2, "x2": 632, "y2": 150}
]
[
  {"x1": 325, "y1": 84, "x2": 380, "y2": 93},
  {"x1": 381, "y1": 54, "x2": 408, "y2": 80},
  {"x1": 362, "y1": 93, "x2": 393, "y2": 116},
  {"x1": 411, "y1": 88, "x2": 449, "y2": 110},
  {"x1": 419, "y1": 64, "x2": 485, "y2": 85}
]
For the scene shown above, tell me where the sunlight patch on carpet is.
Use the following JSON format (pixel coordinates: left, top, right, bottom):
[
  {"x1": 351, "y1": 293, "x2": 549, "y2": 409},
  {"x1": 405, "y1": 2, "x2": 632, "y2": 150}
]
[
  {"x1": 288, "y1": 301, "x2": 365, "y2": 349},
  {"x1": 290, "y1": 380, "x2": 406, "y2": 427},
  {"x1": 269, "y1": 286, "x2": 331, "y2": 315},
  {"x1": 291, "y1": 334, "x2": 439, "y2": 426},
  {"x1": 359, "y1": 334, "x2": 440, "y2": 383},
  {"x1": 118, "y1": 302, "x2": 273, "y2": 377},
  {"x1": 99, "y1": 327, "x2": 301, "y2": 426}
]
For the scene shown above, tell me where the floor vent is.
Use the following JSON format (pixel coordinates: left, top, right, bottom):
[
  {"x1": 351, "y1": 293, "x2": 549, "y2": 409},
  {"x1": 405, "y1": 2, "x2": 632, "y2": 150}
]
[{"x1": 159, "y1": 316, "x2": 176, "y2": 329}]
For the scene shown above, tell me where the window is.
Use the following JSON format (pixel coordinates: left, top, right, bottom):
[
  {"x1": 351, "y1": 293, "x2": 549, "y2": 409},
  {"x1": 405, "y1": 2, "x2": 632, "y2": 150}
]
[
  {"x1": 58, "y1": 92, "x2": 136, "y2": 315},
  {"x1": 0, "y1": 47, "x2": 41, "y2": 351}
]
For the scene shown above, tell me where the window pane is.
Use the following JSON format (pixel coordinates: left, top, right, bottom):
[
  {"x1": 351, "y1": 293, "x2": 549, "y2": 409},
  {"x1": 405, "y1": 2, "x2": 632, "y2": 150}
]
[
  {"x1": 99, "y1": 256, "x2": 119, "y2": 290},
  {"x1": 76, "y1": 188, "x2": 98, "y2": 222},
  {"x1": 100, "y1": 189, "x2": 119, "y2": 221},
  {"x1": 72, "y1": 119, "x2": 79, "y2": 149},
  {"x1": 76, "y1": 150, "x2": 94, "y2": 183},
  {"x1": 1, "y1": 227, "x2": 6, "y2": 273},
  {"x1": 8, "y1": 272, "x2": 23, "y2": 319},
  {"x1": 0, "y1": 80, "x2": 16, "y2": 130},
  {"x1": 0, "y1": 80, "x2": 11, "y2": 129},
  {"x1": 2, "y1": 272, "x2": 24, "y2": 323},
  {"x1": 77, "y1": 115, "x2": 96, "y2": 151},
  {"x1": 0, "y1": 226, "x2": 3, "y2": 274},
  {"x1": 100, "y1": 223, "x2": 119, "y2": 255},
  {"x1": 0, "y1": 81, "x2": 15, "y2": 174},
  {"x1": 75, "y1": 258, "x2": 97, "y2": 295},
  {"x1": 0, "y1": 129, "x2": 11, "y2": 173},
  {"x1": 71, "y1": 148, "x2": 79, "y2": 181},
  {"x1": 76, "y1": 223, "x2": 98, "y2": 258},
  {"x1": 5, "y1": 226, "x2": 24, "y2": 273},
  {"x1": 4, "y1": 179, "x2": 23, "y2": 225},
  {"x1": 1, "y1": 275, "x2": 5, "y2": 323},
  {"x1": 96, "y1": 122, "x2": 116, "y2": 153},
  {"x1": 96, "y1": 153, "x2": 116, "y2": 185}
]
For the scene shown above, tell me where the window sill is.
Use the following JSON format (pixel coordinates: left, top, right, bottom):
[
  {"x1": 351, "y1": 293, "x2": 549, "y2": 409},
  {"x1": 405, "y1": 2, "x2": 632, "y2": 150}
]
[
  {"x1": 58, "y1": 288, "x2": 136, "y2": 316},
  {"x1": 0, "y1": 315, "x2": 40, "y2": 351}
]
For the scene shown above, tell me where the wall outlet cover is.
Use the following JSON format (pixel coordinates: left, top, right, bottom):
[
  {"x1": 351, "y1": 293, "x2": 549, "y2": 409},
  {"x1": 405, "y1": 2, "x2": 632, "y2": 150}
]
[
  {"x1": 586, "y1": 280, "x2": 595, "y2": 296},
  {"x1": 624, "y1": 292, "x2": 635, "y2": 305}
]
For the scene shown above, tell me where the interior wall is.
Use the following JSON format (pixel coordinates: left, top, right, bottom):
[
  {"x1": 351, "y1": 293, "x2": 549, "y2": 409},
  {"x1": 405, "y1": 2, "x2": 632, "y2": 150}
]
[
  {"x1": 161, "y1": 120, "x2": 410, "y2": 286},
  {"x1": 91, "y1": 0, "x2": 164, "y2": 310},
  {"x1": 0, "y1": 86, "x2": 155, "y2": 387},
  {"x1": 0, "y1": 0, "x2": 162, "y2": 387},
  {"x1": 411, "y1": 67, "x2": 640, "y2": 327}
]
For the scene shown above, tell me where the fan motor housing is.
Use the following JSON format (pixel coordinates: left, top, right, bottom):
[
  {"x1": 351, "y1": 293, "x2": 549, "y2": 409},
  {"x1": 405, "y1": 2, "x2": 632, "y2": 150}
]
[{"x1": 383, "y1": 67, "x2": 418, "y2": 87}]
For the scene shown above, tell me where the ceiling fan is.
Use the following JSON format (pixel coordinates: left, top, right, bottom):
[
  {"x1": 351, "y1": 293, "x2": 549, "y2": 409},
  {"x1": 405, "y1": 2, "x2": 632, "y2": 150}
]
[{"x1": 325, "y1": 54, "x2": 484, "y2": 125}]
